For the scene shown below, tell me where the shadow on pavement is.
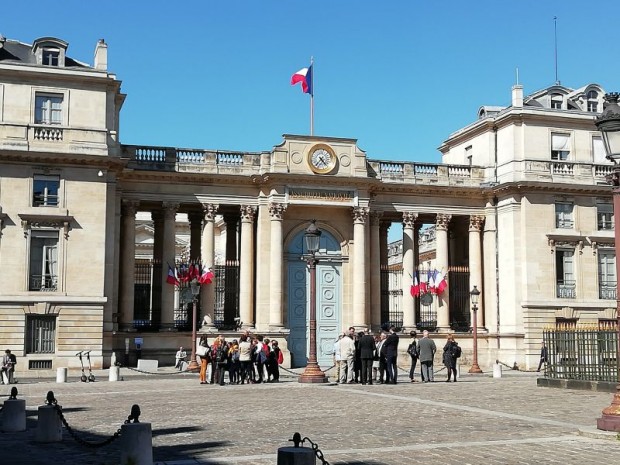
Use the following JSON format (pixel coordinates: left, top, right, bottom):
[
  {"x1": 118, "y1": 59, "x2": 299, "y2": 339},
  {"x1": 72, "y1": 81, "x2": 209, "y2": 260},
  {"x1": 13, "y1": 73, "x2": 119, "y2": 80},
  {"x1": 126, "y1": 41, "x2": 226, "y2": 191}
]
[{"x1": 152, "y1": 425, "x2": 204, "y2": 436}]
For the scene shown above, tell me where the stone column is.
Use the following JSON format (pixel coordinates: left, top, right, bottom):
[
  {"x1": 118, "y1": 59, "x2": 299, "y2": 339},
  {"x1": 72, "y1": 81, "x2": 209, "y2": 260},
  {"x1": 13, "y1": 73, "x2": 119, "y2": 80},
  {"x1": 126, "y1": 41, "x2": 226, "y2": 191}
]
[
  {"x1": 200, "y1": 203, "x2": 218, "y2": 330},
  {"x1": 352, "y1": 207, "x2": 369, "y2": 329},
  {"x1": 151, "y1": 210, "x2": 164, "y2": 327},
  {"x1": 402, "y1": 212, "x2": 418, "y2": 331},
  {"x1": 188, "y1": 211, "x2": 203, "y2": 261},
  {"x1": 239, "y1": 205, "x2": 256, "y2": 328},
  {"x1": 436, "y1": 213, "x2": 452, "y2": 331},
  {"x1": 369, "y1": 211, "x2": 382, "y2": 330},
  {"x1": 160, "y1": 202, "x2": 179, "y2": 330},
  {"x1": 119, "y1": 200, "x2": 139, "y2": 330},
  {"x1": 269, "y1": 203, "x2": 287, "y2": 329},
  {"x1": 469, "y1": 215, "x2": 485, "y2": 329}
]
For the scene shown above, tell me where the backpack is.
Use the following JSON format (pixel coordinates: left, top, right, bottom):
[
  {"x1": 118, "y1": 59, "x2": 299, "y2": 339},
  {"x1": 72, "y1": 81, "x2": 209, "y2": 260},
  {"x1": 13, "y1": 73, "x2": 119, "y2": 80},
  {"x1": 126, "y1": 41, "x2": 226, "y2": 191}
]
[
  {"x1": 231, "y1": 348, "x2": 240, "y2": 362},
  {"x1": 452, "y1": 344, "x2": 462, "y2": 358},
  {"x1": 277, "y1": 348, "x2": 283, "y2": 365},
  {"x1": 257, "y1": 345, "x2": 268, "y2": 364},
  {"x1": 407, "y1": 342, "x2": 419, "y2": 358},
  {"x1": 215, "y1": 345, "x2": 227, "y2": 364}
]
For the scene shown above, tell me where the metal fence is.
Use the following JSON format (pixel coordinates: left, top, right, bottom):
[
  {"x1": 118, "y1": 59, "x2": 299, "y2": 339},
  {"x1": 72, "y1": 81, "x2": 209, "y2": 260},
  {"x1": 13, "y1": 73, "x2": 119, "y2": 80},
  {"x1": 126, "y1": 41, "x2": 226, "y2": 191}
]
[
  {"x1": 380, "y1": 264, "x2": 403, "y2": 330},
  {"x1": 543, "y1": 324, "x2": 618, "y2": 382}
]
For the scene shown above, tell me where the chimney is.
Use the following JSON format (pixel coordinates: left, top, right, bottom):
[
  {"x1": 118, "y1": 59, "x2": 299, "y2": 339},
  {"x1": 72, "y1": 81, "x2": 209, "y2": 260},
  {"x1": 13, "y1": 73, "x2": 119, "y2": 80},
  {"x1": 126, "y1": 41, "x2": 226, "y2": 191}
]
[
  {"x1": 512, "y1": 84, "x2": 523, "y2": 108},
  {"x1": 94, "y1": 39, "x2": 107, "y2": 71}
]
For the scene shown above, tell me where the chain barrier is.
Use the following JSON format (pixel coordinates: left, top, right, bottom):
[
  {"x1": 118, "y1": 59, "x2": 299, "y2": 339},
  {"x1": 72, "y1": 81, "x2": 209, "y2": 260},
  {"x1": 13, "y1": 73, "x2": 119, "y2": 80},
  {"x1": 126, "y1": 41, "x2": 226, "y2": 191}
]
[
  {"x1": 278, "y1": 364, "x2": 335, "y2": 378},
  {"x1": 496, "y1": 359, "x2": 536, "y2": 372},
  {"x1": 289, "y1": 432, "x2": 330, "y2": 465},
  {"x1": 46, "y1": 391, "x2": 131, "y2": 448},
  {"x1": 115, "y1": 362, "x2": 195, "y2": 376}
]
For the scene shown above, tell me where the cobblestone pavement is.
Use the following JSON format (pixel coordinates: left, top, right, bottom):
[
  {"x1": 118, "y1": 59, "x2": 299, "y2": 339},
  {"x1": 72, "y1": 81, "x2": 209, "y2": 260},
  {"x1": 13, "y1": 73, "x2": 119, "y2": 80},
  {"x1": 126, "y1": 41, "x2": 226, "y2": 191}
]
[{"x1": 1, "y1": 368, "x2": 620, "y2": 465}]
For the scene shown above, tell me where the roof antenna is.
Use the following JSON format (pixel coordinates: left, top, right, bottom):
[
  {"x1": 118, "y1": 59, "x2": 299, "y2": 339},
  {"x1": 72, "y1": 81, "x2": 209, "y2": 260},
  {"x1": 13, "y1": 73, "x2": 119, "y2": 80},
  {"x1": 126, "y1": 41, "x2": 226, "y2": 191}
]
[{"x1": 554, "y1": 16, "x2": 560, "y2": 85}]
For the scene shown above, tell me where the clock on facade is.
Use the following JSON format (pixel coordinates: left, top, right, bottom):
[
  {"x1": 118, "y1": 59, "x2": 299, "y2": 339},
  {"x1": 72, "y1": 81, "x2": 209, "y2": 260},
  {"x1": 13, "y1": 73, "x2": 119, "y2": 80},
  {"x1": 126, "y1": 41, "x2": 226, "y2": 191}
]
[{"x1": 308, "y1": 144, "x2": 337, "y2": 174}]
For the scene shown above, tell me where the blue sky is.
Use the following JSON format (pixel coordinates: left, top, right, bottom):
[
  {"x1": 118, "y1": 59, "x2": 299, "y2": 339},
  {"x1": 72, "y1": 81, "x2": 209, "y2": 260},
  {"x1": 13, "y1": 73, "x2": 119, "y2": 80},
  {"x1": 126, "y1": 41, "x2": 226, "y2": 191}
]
[{"x1": 3, "y1": 1, "x2": 620, "y2": 162}]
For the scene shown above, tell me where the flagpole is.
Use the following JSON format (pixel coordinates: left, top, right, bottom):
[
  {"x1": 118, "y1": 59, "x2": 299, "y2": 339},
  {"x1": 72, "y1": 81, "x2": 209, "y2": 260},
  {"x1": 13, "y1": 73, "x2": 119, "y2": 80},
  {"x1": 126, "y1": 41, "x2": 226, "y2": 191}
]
[{"x1": 310, "y1": 56, "x2": 314, "y2": 136}]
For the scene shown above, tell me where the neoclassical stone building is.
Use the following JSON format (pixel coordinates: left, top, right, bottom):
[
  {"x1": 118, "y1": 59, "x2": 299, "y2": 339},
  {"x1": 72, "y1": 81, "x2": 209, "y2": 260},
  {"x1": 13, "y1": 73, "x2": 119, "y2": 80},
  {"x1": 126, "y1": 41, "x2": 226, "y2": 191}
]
[{"x1": 0, "y1": 36, "x2": 615, "y2": 373}]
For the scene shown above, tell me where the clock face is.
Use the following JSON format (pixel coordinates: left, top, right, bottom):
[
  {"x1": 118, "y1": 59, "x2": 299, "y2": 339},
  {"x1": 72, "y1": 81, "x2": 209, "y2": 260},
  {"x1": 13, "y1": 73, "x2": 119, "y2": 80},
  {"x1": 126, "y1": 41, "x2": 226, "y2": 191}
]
[{"x1": 308, "y1": 145, "x2": 337, "y2": 173}]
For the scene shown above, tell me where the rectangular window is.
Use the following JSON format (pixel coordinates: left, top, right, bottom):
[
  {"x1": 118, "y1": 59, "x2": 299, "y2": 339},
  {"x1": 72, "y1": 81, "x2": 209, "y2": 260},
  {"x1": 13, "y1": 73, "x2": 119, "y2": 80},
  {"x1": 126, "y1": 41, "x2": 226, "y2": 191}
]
[
  {"x1": 597, "y1": 203, "x2": 614, "y2": 230},
  {"x1": 35, "y1": 94, "x2": 63, "y2": 125},
  {"x1": 33, "y1": 175, "x2": 60, "y2": 207},
  {"x1": 555, "y1": 202, "x2": 574, "y2": 228},
  {"x1": 588, "y1": 101, "x2": 599, "y2": 113},
  {"x1": 551, "y1": 133, "x2": 570, "y2": 160},
  {"x1": 29, "y1": 230, "x2": 59, "y2": 291},
  {"x1": 598, "y1": 250, "x2": 616, "y2": 300},
  {"x1": 465, "y1": 146, "x2": 472, "y2": 166},
  {"x1": 556, "y1": 249, "x2": 575, "y2": 298},
  {"x1": 593, "y1": 136, "x2": 607, "y2": 164},
  {"x1": 42, "y1": 50, "x2": 59, "y2": 66},
  {"x1": 26, "y1": 315, "x2": 56, "y2": 354}
]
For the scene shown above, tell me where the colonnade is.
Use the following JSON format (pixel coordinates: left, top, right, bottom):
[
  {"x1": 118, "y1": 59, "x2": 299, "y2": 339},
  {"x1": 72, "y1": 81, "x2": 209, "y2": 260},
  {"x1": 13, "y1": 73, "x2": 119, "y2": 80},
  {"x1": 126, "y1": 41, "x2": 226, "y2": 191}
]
[{"x1": 117, "y1": 199, "x2": 487, "y2": 333}]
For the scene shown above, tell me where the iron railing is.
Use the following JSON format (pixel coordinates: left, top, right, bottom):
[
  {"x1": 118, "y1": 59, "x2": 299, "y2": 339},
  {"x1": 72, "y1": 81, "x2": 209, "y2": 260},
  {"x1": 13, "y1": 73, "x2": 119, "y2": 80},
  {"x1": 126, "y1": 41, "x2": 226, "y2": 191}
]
[
  {"x1": 380, "y1": 264, "x2": 403, "y2": 330},
  {"x1": 557, "y1": 280, "x2": 576, "y2": 299},
  {"x1": 29, "y1": 274, "x2": 58, "y2": 291},
  {"x1": 447, "y1": 266, "x2": 470, "y2": 332},
  {"x1": 599, "y1": 281, "x2": 617, "y2": 300},
  {"x1": 543, "y1": 324, "x2": 618, "y2": 382},
  {"x1": 214, "y1": 261, "x2": 239, "y2": 329}
]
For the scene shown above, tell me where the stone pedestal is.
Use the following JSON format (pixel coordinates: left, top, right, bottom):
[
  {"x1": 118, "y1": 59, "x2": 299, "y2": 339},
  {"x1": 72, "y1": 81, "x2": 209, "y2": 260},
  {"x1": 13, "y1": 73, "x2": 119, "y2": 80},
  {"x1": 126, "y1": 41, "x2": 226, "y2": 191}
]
[
  {"x1": 493, "y1": 363, "x2": 502, "y2": 378},
  {"x1": 277, "y1": 447, "x2": 316, "y2": 465},
  {"x1": 1, "y1": 399, "x2": 26, "y2": 432},
  {"x1": 35, "y1": 405, "x2": 63, "y2": 442},
  {"x1": 56, "y1": 368, "x2": 67, "y2": 383},
  {"x1": 109, "y1": 366, "x2": 120, "y2": 382},
  {"x1": 120, "y1": 422, "x2": 153, "y2": 465}
]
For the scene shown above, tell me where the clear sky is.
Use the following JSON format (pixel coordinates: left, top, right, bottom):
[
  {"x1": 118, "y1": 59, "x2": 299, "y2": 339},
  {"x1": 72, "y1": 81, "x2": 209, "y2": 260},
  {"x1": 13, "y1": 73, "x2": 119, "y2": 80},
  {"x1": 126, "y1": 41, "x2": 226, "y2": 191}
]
[{"x1": 3, "y1": 0, "x2": 620, "y2": 163}]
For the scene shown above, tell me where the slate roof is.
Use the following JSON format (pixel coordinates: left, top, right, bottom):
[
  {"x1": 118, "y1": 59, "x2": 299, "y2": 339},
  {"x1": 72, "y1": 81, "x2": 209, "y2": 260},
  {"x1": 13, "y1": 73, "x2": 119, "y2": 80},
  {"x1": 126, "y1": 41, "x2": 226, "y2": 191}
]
[{"x1": 0, "y1": 37, "x2": 88, "y2": 68}]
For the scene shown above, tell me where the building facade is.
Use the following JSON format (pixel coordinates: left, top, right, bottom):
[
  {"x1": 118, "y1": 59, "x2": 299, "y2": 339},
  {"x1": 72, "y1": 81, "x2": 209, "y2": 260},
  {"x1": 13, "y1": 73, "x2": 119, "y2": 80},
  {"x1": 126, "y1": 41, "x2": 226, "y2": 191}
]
[{"x1": 0, "y1": 36, "x2": 615, "y2": 373}]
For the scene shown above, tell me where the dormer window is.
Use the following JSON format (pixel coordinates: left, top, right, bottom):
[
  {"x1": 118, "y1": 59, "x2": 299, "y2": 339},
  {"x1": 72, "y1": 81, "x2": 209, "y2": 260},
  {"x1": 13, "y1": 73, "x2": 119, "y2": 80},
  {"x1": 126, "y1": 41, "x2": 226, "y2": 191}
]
[
  {"x1": 551, "y1": 93, "x2": 563, "y2": 109},
  {"x1": 587, "y1": 90, "x2": 599, "y2": 112},
  {"x1": 42, "y1": 49, "x2": 60, "y2": 66}
]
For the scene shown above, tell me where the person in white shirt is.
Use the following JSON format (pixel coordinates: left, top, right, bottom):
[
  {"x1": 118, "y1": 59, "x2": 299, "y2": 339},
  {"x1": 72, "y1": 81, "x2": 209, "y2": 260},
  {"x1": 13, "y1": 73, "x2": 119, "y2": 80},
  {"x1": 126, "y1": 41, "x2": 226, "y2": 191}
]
[
  {"x1": 339, "y1": 332, "x2": 356, "y2": 384},
  {"x1": 175, "y1": 347, "x2": 187, "y2": 371},
  {"x1": 332, "y1": 334, "x2": 343, "y2": 383}
]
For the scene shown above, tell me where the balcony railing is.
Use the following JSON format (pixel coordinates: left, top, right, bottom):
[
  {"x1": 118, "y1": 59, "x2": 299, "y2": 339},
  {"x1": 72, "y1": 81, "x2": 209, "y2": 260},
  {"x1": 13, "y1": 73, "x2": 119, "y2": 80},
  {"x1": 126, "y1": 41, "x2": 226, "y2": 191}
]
[
  {"x1": 29, "y1": 274, "x2": 58, "y2": 292},
  {"x1": 599, "y1": 282, "x2": 617, "y2": 300},
  {"x1": 557, "y1": 280, "x2": 576, "y2": 299}
]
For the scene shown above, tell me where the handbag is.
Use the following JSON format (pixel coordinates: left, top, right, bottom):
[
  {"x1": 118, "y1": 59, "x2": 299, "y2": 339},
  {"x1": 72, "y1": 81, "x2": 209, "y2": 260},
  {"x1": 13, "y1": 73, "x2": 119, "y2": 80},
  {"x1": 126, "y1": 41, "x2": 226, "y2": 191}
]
[{"x1": 197, "y1": 345, "x2": 208, "y2": 357}]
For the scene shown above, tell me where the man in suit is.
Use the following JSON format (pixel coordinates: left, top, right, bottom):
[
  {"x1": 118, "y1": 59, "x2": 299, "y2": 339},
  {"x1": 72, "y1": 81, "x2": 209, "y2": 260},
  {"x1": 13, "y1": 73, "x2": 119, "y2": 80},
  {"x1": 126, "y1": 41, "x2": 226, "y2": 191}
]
[
  {"x1": 359, "y1": 330, "x2": 377, "y2": 385},
  {"x1": 418, "y1": 330, "x2": 437, "y2": 382},
  {"x1": 383, "y1": 326, "x2": 400, "y2": 384}
]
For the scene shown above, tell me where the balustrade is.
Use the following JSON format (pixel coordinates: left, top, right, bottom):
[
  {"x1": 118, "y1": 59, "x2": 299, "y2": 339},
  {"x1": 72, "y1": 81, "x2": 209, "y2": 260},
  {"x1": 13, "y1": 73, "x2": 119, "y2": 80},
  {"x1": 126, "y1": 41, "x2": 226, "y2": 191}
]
[{"x1": 33, "y1": 127, "x2": 63, "y2": 141}]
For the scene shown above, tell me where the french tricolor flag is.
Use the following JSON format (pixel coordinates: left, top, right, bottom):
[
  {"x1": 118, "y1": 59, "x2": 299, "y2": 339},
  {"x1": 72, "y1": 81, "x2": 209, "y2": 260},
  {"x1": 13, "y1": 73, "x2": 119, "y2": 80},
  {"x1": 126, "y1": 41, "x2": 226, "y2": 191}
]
[{"x1": 291, "y1": 66, "x2": 313, "y2": 95}]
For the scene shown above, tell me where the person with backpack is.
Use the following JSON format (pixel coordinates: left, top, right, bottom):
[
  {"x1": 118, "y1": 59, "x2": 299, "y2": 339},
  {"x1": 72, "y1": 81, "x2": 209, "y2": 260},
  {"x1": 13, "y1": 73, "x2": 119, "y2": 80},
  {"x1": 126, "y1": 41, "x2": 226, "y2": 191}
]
[
  {"x1": 253, "y1": 335, "x2": 268, "y2": 383},
  {"x1": 443, "y1": 334, "x2": 460, "y2": 382},
  {"x1": 407, "y1": 331, "x2": 420, "y2": 383},
  {"x1": 270, "y1": 339, "x2": 283, "y2": 382},
  {"x1": 215, "y1": 338, "x2": 230, "y2": 386}
]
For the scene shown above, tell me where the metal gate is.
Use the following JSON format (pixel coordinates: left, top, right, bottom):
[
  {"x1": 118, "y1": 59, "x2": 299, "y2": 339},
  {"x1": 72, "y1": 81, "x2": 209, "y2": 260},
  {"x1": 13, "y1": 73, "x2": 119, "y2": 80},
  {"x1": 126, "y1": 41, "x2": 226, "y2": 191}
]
[
  {"x1": 380, "y1": 264, "x2": 403, "y2": 330},
  {"x1": 448, "y1": 266, "x2": 470, "y2": 332},
  {"x1": 133, "y1": 259, "x2": 160, "y2": 331},
  {"x1": 214, "y1": 261, "x2": 239, "y2": 329}
]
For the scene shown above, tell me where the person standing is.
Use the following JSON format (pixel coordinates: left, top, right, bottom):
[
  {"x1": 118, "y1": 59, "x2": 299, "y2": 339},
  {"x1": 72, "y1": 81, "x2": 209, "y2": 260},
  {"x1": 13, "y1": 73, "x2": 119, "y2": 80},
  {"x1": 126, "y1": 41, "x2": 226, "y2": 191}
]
[
  {"x1": 198, "y1": 336, "x2": 210, "y2": 384},
  {"x1": 418, "y1": 330, "x2": 437, "y2": 382},
  {"x1": 333, "y1": 334, "x2": 343, "y2": 383},
  {"x1": 384, "y1": 326, "x2": 400, "y2": 384},
  {"x1": 443, "y1": 334, "x2": 459, "y2": 382},
  {"x1": 376, "y1": 332, "x2": 388, "y2": 383},
  {"x1": 1, "y1": 349, "x2": 16, "y2": 384},
  {"x1": 339, "y1": 331, "x2": 356, "y2": 384},
  {"x1": 359, "y1": 331, "x2": 377, "y2": 385},
  {"x1": 238, "y1": 334, "x2": 253, "y2": 384},
  {"x1": 537, "y1": 341, "x2": 548, "y2": 372},
  {"x1": 407, "y1": 331, "x2": 419, "y2": 383}
]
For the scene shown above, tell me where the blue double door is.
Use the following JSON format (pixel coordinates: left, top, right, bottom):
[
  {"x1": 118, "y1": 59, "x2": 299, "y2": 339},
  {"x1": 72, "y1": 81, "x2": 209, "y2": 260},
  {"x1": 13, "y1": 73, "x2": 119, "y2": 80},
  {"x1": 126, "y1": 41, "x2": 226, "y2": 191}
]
[{"x1": 287, "y1": 260, "x2": 341, "y2": 368}]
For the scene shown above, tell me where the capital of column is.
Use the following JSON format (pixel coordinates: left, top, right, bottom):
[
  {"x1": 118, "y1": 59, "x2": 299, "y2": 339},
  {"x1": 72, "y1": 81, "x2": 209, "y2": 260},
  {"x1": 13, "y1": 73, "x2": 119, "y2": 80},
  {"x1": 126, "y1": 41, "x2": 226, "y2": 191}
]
[
  {"x1": 268, "y1": 202, "x2": 287, "y2": 220},
  {"x1": 402, "y1": 211, "x2": 418, "y2": 229},
  {"x1": 469, "y1": 215, "x2": 485, "y2": 232},
  {"x1": 369, "y1": 211, "x2": 383, "y2": 227},
  {"x1": 240, "y1": 205, "x2": 257, "y2": 223},
  {"x1": 121, "y1": 200, "x2": 140, "y2": 217},
  {"x1": 352, "y1": 207, "x2": 369, "y2": 224},
  {"x1": 436, "y1": 213, "x2": 452, "y2": 231},
  {"x1": 162, "y1": 202, "x2": 179, "y2": 220},
  {"x1": 202, "y1": 203, "x2": 219, "y2": 222}
]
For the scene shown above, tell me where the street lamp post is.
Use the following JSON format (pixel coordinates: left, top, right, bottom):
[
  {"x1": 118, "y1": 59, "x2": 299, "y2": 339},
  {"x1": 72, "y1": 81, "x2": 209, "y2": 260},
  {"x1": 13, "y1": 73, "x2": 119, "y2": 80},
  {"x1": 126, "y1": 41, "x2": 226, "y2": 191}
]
[
  {"x1": 186, "y1": 278, "x2": 201, "y2": 371},
  {"x1": 595, "y1": 93, "x2": 620, "y2": 432},
  {"x1": 469, "y1": 285, "x2": 482, "y2": 374},
  {"x1": 299, "y1": 220, "x2": 328, "y2": 384}
]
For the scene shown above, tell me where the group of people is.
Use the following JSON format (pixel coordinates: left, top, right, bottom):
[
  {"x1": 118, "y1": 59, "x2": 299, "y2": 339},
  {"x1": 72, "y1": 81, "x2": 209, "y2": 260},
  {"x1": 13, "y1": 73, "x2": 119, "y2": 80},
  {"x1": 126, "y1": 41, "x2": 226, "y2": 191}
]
[
  {"x1": 333, "y1": 328, "x2": 462, "y2": 384},
  {"x1": 194, "y1": 332, "x2": 283, "y2": 386}
]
